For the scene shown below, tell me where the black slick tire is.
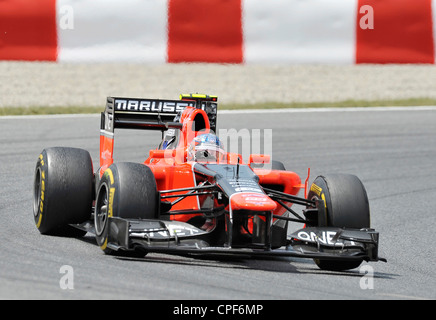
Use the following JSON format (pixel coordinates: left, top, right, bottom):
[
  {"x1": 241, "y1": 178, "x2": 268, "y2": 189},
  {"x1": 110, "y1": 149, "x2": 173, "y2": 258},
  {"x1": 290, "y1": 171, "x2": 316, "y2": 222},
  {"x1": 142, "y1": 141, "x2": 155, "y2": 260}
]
[
  {"x1": 94, "y1": 162, "x2": 158, "y2": 255},
  {"x1": 33, "y1": 147, "x2": 93, "y2": 236},
  {"x1": 307, "y1": 174, "x2": 370, "y2": 271}
]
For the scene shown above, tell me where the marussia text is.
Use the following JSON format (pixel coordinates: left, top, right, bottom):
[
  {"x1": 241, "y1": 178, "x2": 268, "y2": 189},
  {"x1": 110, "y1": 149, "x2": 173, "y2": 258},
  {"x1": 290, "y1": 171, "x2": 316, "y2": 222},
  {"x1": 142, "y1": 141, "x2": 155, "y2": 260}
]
[
  {"x1": 173, "y1": 304, "x2": 263, "y2": 317},
  {"x1": 114, "y1": 99, "x2": 193, "y2": 113}
]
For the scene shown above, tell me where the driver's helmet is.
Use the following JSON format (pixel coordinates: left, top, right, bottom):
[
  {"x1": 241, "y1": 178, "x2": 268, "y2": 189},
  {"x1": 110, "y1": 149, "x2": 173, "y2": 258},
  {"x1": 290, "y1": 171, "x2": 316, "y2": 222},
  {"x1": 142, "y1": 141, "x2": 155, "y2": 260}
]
[{"x1": 187, "y1": 133, "x2": 225, "y2": 162}]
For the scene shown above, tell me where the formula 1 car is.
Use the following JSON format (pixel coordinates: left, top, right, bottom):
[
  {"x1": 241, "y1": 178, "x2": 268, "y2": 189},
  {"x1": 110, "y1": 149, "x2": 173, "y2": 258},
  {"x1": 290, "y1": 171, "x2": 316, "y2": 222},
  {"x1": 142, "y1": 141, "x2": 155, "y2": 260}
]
[{"x1": 33, "y1": 94, "x2": 385, "y2": 271}]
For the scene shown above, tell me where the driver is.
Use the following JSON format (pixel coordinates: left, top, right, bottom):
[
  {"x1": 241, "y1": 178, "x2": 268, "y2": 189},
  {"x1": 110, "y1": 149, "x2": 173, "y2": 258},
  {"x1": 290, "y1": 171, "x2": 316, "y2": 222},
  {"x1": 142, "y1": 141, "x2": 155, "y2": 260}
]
[{"x1": 187, "y1": 133, "x2": 225, "y2": 162}]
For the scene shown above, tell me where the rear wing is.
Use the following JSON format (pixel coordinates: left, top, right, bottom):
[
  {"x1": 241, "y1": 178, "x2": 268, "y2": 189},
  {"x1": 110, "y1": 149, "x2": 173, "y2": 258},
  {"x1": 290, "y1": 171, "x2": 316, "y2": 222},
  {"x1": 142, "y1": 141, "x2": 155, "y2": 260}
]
[{"x1": 101, "y1": 94, "x2": 218, "y2": 134}]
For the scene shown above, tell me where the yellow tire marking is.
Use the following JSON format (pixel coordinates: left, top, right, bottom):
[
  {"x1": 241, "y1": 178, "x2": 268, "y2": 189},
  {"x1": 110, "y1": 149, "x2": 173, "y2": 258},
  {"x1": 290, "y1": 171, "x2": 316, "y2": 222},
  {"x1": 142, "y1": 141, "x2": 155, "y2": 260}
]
[
  {"x1": 108, "y1": 188, "x2": 115, "y2": 218},
  {"x1": 106, "y1": 168, "x2": 114, "y2": 184},
  {"x1": 100, "y1": 238, "x2": 108, "y2": 250},
  {"x1": 36, "y1": 213, "x2": 42, "y2": 228}
]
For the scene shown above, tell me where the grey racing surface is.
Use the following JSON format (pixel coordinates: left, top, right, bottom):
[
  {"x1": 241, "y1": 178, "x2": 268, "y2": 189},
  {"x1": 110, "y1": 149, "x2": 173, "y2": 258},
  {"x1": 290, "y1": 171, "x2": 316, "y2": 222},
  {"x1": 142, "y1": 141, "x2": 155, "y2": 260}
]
[{"x1": 1, "y1": 107, "x2": 435, "y2": 300}]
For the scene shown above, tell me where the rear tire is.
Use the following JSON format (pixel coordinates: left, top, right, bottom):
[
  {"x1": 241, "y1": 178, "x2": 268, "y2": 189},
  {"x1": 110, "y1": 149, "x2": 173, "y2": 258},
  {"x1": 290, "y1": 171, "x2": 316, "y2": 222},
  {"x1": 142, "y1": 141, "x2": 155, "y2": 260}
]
[
  {"x1": 94, "y1": 162, "x2": 158, "y2": 255},
  {"x1": 307, "y1": 174, "x2": 370, "y2": 271},
  {"x1": 33, "y1": 147, "x2": 93, "y2": 237}
]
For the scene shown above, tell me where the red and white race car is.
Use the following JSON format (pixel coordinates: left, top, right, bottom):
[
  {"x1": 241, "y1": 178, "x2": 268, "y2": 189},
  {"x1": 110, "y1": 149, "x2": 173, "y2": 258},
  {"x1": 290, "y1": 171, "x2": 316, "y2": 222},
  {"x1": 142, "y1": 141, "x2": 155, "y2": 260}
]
[{"x1": 33, "y1": 94, "x2": 385, "y2": 271}]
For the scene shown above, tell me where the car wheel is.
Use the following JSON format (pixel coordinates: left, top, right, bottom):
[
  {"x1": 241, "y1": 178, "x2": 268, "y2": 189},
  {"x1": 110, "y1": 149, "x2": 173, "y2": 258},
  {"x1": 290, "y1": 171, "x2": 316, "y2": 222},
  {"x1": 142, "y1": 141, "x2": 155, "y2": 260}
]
[
  {"x1": 95, "y1": 162, "x2": 158, "y2": 255},
  {"x1": 33, "y1": 147, "x2": 93, "y2": 236},
  {"x1": 307, "y1": 174, "x2": 370, "y2": 271}
]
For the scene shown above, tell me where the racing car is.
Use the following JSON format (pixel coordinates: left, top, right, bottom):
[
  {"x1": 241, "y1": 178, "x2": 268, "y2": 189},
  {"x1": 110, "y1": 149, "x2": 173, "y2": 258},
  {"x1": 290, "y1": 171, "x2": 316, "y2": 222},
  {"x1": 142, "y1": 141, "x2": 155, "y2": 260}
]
[{"x1": 33, "y1": 93, "x2": 385, "y2": 271}]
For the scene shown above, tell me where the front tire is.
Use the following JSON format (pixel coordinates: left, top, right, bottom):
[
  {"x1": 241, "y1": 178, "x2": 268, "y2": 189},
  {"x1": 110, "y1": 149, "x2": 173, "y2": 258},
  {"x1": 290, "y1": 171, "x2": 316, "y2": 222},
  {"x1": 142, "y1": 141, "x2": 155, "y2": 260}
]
[
  {"x1": 307, "y1": 174, "x2": 370, "y2": 271},
  {"x1": 95, "y1": 162, "x2": 158, "y2": 255}
]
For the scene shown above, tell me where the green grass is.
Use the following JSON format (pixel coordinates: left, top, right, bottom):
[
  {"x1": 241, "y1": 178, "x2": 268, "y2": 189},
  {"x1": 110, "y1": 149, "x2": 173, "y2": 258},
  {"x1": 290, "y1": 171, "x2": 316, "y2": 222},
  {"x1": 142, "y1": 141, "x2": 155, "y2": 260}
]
[
  {"x1": 0, "y1": 106, "x2": 103, "y2": 116},
  {"x1": 221, "y1": 98, "x2": 436, "y2": 110},
  {"x1": 1, "y1": 98, "x2": 436, "y2": 116}
]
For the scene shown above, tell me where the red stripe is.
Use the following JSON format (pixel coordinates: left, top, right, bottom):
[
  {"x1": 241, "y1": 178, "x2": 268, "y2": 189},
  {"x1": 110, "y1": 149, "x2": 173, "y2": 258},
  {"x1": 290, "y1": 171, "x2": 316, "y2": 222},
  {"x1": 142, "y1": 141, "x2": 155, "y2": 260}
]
[
  {"x1": 0, "y1": 0, "x2": 57, "y2": 61},
  {"x1": 167, "y1": 0, "x2": 243, "y2": 63},
  {"x1": 356, "y1": 0, "x2": 434, "y2": 64}
]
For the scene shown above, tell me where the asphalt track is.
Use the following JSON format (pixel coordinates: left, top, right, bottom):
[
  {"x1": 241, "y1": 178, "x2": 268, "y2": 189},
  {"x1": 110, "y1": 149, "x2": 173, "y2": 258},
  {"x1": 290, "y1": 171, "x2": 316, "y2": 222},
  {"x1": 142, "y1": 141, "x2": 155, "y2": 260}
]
[{"x1": 1, "y1": 107, "x2": 435, "y2": 300}]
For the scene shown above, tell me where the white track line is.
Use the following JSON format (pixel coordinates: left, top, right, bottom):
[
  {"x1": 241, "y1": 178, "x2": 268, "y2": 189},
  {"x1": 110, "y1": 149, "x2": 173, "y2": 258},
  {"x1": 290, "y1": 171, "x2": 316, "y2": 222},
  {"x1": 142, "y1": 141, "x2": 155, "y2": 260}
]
[
  {"x1": 0, "y1": 113, "x2": 100, "y2": 120},
  {"x1": 218, "y1": 105, "x2": 436, "y2": 114}
]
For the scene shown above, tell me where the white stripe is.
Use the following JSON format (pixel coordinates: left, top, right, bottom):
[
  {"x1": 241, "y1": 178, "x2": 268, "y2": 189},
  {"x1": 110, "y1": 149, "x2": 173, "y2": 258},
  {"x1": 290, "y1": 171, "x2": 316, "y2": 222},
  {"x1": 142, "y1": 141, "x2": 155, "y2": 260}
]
[
  {"x1": 0, "y1": 113, "x2": 101, "y2": 120},
  {"x1": 56, "y1": 0, "x2": 168, "y2": 63},
  {"x1": 242, "y1": 0, "x2": 357, "y2": 64},
  {"x1": 218, "y1": 106, "x2": 436, "y2": 115}
]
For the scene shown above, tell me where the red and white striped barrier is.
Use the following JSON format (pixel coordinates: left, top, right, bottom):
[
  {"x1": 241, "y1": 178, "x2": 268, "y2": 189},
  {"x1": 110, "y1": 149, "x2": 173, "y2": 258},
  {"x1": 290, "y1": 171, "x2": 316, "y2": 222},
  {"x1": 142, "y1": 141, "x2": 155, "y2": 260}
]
[{"x1": 0, "y1": 0, "x2": 435, "y2": 63}]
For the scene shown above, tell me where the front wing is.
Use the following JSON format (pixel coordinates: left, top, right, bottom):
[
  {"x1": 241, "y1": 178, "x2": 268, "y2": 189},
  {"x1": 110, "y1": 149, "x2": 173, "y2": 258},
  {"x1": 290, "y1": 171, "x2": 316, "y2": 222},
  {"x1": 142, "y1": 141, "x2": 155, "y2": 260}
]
[{"x1": 103, "y1": 217, "x2": 386, "y2": 263}]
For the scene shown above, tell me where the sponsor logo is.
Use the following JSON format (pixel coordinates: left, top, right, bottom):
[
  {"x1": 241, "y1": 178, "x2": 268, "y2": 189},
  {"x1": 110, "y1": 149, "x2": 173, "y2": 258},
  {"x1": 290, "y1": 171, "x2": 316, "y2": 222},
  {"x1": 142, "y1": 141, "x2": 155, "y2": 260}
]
[
  {"x1": 114, "y1": 99, "x2": 193, "y2": 113},
  {"x1": 228, "y1": 178, "x2": 263, "y2": 193},
  {"x1": 310, "y1": 184, "x2": 322, "y2": 197},
  {"x1": 137, "y1": 224, "x2": 202, "y2": 239},
  {"x1": 244, "y1": 196, "x2": 268, "y2": 202},
  {"x1": 297, "y1": 230, "x2": 355, "y2": 246}
]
